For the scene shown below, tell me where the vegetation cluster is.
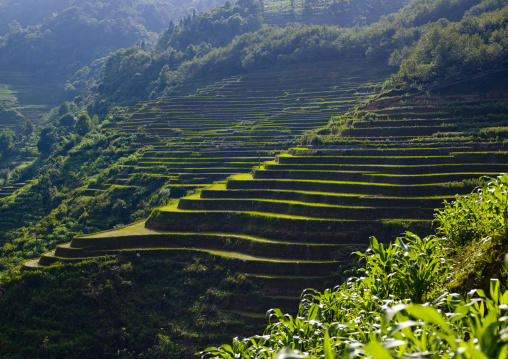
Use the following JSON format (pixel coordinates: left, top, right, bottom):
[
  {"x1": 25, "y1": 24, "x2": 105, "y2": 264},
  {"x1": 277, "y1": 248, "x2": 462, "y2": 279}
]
[
  {"x1": 0, "y1": 0, "x2": 226, "y2": 80},
  {"x1": 0, "y1": 251, "x2": 261, "y2": 358},
  {"x1": 85, "y1": 0, "x2": 508, "y2": 113},
  {"x1": 201, "y1": 174, "x2": 508, "y2": 358},
  {"x1": 0, "y1": 105, "x2": 180, "y2": 279}
]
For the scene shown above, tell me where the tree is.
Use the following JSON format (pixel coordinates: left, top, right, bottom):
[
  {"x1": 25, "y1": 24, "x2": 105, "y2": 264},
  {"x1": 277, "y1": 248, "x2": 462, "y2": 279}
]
[
  {"x1": 22, "y1": 119, "x2": 34, "y2": 136},
  {"x1": 58, "y1": 102, "x2": 71, "y2": 116},
  {"x1": 37, "y1": 126, "x2": 60, "y2": 155},
  {"x1": 58, "y1": 113, "x2": 75, "y2": 130},
  {"x1": 75, "y1": 112, "x2": 92, "y2": 136},
  {"x1": 0, "y1": 129, "x2": 14, "y2": 155}
]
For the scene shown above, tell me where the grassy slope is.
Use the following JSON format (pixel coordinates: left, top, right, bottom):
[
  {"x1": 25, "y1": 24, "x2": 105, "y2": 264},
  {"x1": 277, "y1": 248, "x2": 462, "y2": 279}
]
[{"x1": 0, "y1": 252, "x2": 262, "y2": 359}]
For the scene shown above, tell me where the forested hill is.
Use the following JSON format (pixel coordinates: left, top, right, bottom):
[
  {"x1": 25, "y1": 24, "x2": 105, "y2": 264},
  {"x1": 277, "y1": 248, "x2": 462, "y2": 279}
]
[
  {"x1": 0, "y1": 0, "x2": 227, "y2": 80},
  {"x1": 85, "y1": 0, "x2": 508, "y2": 114}
]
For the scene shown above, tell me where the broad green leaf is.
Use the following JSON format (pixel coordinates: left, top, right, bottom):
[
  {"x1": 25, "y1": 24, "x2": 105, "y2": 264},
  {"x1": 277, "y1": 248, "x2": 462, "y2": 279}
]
[
  {"x1": 220, "y1": 344, "x2": 235, "y2": 354},
  {"x1": 324, "y1": 329, "x2": 336, "y2": 359},
  {"x1": 274, "y1": 348, "x2": 308, "y2": 359},
  {"x1": 406, "y1": 305, "x2": 453, "y2": 335},
  {"x1": 464, "y1": 346, "x2": 490, "y2": 359},
  {"x1": 388, "y1": 320, "x2": 419, "y2": 337},
  {"x1": 363, "y1": 341, "x2": 395, "y2": 359},
  {"x1": 308, "y1": 304, "x2": 320, "y2": 321},
  {"x1": 382, "y1": 340, "x2": 407, "y2": 349},
  {"x1": 384, "y1": 304, "x2": 409, "y2": 326},
  {"x1": 491, "y1": 279, "x2": 501, "y2": 304}
]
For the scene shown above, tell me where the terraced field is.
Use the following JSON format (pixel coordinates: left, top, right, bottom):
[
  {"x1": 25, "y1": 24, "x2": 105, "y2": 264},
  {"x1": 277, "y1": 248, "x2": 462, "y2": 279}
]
[
  {"x1": 0, "y1": 72, "x2": 60, "y2": 131},
  {"x1": 89, "y1": 60, "x2": 389, "y2": 194},
  {"x1": 30, "y1": 142, "x2": 508, "y2": 313},
  {"x1": 262, "y1": 0, "x2": 410, "y2": 27},
  {"x1": 0, "y1": 182, "x2": 28, "y2": 199},
  {"x1": 27, "y1": 70, "x2": 508, "y2": 318}
]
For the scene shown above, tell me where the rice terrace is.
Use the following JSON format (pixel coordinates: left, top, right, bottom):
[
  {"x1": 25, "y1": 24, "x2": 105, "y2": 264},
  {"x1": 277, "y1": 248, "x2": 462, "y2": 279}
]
[{"x1": 1, "y1": 0, "x2": 508, "y2": 357}]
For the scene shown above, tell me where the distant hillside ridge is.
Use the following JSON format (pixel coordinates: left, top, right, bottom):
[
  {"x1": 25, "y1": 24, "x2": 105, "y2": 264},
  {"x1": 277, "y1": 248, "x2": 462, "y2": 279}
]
[
  {"x1": 262, "y1": 0, "x2": 411, "y2": 27},
  {"x1": 86, "y1": 0, "x2": 507, "y2": 114},
  {"x1": 0, "y1": 0, "x2": 229, "y2": 80}
]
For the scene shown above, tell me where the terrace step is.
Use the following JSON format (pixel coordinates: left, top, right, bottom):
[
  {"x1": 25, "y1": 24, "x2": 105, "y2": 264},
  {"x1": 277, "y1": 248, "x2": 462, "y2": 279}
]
[
  {"x1": 224, "y1": 294, "x2": 301, "y2": 314},
  {"x1": 245, "y1": 274, "x2": 338, "y2": 296},
  {"x1": 200, "y1": 187, "x2": 446, "y2": 208},
  {"x1": 225, "y1": 176, "x2": 474, "y2": 197},
  {"x1": 263, "y1": 162, "x2": 508, "y2": 175},
  {"x1": 276, "y1": 152, "x2": 508, "y2": 165},
  {"x1": 145, "y1": 202, "x2": 429, "y2": 243},
  {"x1": 57, "y1": 225, "x2": 346, "y2": 261},
  {"x1": 37, "y1": 223, "x2": 345, "y2": 278},
  {"x1": 253, "y1": 168, "x2": 496, "y2": 184},
  {"x1": 177, "y1": 197, "x2": 434, "y2": 220}
]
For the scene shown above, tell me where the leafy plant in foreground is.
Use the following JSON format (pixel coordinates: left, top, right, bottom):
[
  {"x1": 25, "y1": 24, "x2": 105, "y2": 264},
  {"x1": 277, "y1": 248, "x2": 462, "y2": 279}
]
[
  {"x1": 199, "y1": 233, "x2": 453, "y2": 358},
  {"x1": 434, "y1": 173, "x2": 508, "y2": 248},
  {"x1": 200, "y1": 174, "x2": 508, "y2": 358}
]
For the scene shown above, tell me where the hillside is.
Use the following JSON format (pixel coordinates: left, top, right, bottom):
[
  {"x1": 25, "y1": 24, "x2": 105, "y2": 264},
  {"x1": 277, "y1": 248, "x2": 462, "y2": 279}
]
[
  {"x1": 0, "y1": 59, "x2": 388, "y2": 274},
  {"x1": 0, "y1": 0, "x2": 231, "y2": 145},
  {"x1": 29, "y1": 72, "x2": 508, "y2": 309},
  {"x1": 0, "y1": 0, "x2": 416, "y2": 199},
  {"x1": 1, "y1": 73, "x2": 505, "y2": 356},
  {"x1": 87, "y1": 0, "x2": 507, "y2": 113},
  {"x1": 0, "y1": 0, "x2": 508, "y2": 357}
]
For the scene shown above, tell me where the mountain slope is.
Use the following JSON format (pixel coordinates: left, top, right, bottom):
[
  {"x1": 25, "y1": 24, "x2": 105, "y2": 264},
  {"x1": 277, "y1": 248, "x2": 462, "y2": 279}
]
[{"x1": 0, "y1": 0, "x2": 508, "y2": 357}]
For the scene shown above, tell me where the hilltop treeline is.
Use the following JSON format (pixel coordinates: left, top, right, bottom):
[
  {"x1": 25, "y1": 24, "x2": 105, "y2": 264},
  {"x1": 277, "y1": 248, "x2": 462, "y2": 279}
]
[
  {"x1": 393, "y1": 3, "x2": 508, "y2": 87},
  {"x1": 0, "y1": 0, "x2": 226, "y2": 80},
  {"x1": 85, "y1": 0, "x2": 508, "y2": 113}
]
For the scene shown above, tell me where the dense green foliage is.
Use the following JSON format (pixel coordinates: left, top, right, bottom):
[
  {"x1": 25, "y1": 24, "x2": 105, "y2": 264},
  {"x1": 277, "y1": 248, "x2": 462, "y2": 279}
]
[
  {"x1": 87, "y1": 0, "x2": 508, "y2": 112},
  {"x1": 0, "y1": 126, "x2": 142, "y2": 276},
  {"x1": 201, "y1": 174, "x2": 508, "y2": 358},
  {"x1": 0, "y1": 252, "x2": 259, "y2": 358},
  {"x1": 0, "y1": 0, "x2": 228, "y2": 81},
  {"x1": 435, "y1": 173, "x2": 508, "y2": 247},
  {"x1": 392, "y1": 4, "x2": 508, "y2": 87},
  {"x1": 156, "y1": 0, "x2": 264, "y2": 53}
]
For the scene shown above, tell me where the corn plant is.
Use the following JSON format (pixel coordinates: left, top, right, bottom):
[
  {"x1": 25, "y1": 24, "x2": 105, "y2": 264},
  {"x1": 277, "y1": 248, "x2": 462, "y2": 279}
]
[
  {"x1": 339, "y1": 276, "x2": 508, "y2": 359},
  {"x1": 351, "y1": 234, "x2": 448, "y2": 303},
  {"x1": 434, "y1": 173, "x2": 508, "y2": 248},
  {"x1": 200, "y1": 259, "x2": 508, "y2": 359},
  {"x1": 199, "y1": 177, "x2": 508, "y2": 359},
  {"x1": 199, "y1": 233, "x2": 451, "y2": 359}
]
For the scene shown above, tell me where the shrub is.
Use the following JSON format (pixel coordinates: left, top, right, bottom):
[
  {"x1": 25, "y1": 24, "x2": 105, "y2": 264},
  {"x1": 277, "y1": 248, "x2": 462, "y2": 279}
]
[{"x1": 435, "y1": 173, "x2": 508, "y2": 248}]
